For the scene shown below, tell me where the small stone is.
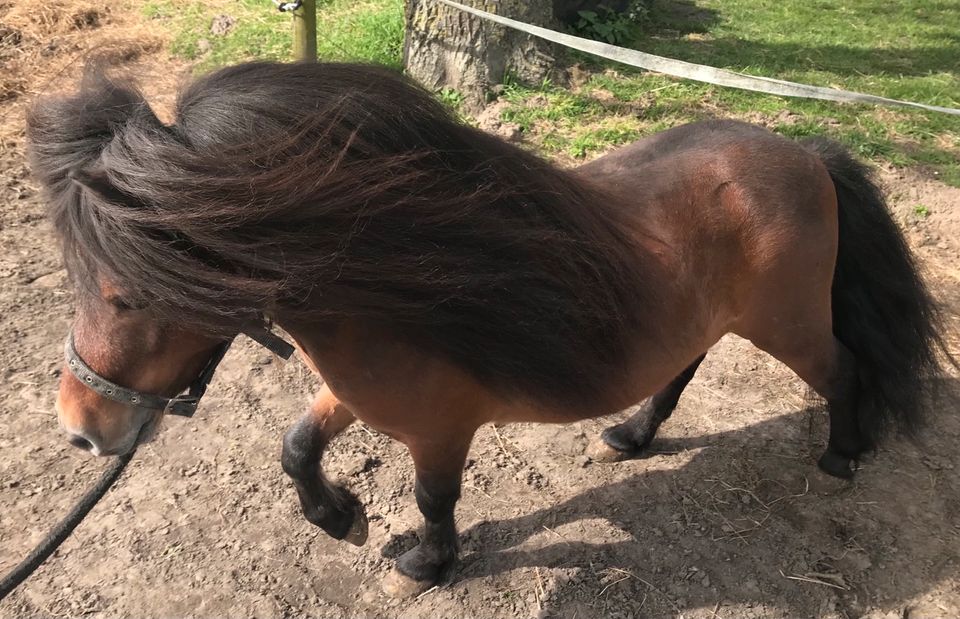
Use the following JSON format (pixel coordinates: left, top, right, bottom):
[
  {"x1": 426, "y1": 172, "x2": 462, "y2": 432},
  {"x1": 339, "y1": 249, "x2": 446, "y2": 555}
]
[
  {"x1": 344, "y1": 455, "x2": 375, "y2": 477},
  {"x1": 844, "y1": 551, "x2": 873, "y2": 573},
  {"x1": 210, "y1": 14, "x2": 237, "y2": 36},
  {"x1": 496, "y1": 123, "x2": 523, "y2": 142},
  {"x1": 31, "y1": 270, "x2": 66, "y2": 288},
  {"x1": 922, "y1": 455, "x2": 954, "y2": 471}
]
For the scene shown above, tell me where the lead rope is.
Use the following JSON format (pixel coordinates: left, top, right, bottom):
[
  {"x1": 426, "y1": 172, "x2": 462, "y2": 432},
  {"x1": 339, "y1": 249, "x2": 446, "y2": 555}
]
[{"x1": 0, "y1": 450, "x2": 135, "y2": 601}]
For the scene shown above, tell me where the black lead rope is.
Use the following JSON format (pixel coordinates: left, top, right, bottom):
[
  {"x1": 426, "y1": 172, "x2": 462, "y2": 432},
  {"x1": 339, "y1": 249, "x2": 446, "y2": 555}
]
[{"x1": 0, "y1": 450, "x2": 135, "y2": 601}]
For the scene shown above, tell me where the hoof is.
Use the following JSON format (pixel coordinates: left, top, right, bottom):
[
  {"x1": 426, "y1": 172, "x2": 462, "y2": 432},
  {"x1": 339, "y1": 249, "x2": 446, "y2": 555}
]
[
  {"x1": 343, "y1": 506, "x2": 369, "y2": 547},
  {"x1": 585, "y1": 437, "x2": 633, "y2": 463},
  {"x1": 382, "y1": 568, "x2": 436, "y2": 599},
  {"x1": 818, "y1": 450, "x2": 856, "y2": 480}
]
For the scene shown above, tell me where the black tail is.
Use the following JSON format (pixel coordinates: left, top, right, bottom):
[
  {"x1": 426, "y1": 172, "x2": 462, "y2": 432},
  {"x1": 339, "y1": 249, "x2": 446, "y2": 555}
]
[{"x1": 803, "y1": 137, "x2": 952, "y2": 448}]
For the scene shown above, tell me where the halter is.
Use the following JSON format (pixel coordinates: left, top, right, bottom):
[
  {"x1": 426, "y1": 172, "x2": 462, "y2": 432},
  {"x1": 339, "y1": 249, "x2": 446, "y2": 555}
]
[{"x1": 63, "y1": 324, "x2": 295, "y2": 418}]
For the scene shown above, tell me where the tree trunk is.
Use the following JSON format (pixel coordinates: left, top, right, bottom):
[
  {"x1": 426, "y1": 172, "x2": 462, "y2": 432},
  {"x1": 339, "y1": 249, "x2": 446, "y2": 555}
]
[{"x1": 403, "y1": 0, "x2": 557, "y2": 109}]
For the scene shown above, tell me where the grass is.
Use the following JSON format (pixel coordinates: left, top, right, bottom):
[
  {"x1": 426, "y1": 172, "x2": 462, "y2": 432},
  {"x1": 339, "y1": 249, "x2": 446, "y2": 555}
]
[
  {"x1": 141, "y1": 0, "x2": 403, "y2": 71},
  {"x1": 141, "y1": 0, "x2": 959, "y2": 184},
  {"x1": 501, "y1": 0, "x2": 960, "y2": 182}
]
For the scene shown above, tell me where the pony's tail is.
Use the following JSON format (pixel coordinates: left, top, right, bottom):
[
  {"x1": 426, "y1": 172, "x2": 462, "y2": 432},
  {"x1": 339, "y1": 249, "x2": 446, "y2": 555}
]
[{"x1": 803, "y1": 137, "x2": 952, "y2": 448}]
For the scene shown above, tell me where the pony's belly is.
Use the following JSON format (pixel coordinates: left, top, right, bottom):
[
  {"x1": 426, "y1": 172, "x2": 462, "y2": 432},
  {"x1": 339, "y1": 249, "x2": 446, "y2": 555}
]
[
  {"x1": 488, "y1": 372, "x2": 673, "y2": 425},
  {"x1": 491, "y1": 401, "x2": 621, "y2": 425}
]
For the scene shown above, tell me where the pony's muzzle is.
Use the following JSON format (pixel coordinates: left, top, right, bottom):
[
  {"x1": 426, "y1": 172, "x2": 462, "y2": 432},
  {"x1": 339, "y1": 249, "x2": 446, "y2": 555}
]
[
  {"x1": 61, "y1": 425, "x2": 116, "y2": 456},
  {"x1": 66, "y1": 433, "x2": 94, "y2": 452},
  {"x1": 56, "y1": 394, "x2": 143, "y2": 457}
]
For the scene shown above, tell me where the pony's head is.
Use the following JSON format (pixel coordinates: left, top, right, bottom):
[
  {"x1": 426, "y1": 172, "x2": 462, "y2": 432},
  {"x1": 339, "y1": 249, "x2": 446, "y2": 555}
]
[
  {"x1": 27, "y1": 70, "x2": 229, "y2": 455},
  {"x1": 57, "y1": 280, "x2": 226, "y2": 455}
]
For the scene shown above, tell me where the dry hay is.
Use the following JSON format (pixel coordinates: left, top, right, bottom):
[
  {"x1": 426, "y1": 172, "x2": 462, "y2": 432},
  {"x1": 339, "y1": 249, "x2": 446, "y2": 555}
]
[{"x1": 0, "y1": 0, "x2": 176, "y2": 146}]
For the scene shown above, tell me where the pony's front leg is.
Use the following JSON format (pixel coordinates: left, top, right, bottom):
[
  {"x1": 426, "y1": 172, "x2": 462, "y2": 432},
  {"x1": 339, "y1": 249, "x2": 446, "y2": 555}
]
[
  {"x1": 588, "y1": 354, "x2": 706, "y2": 462},
  {"x1": 382, "y1": 433, "x2": 474, "y2": 598},
  {"x1": 281, "y1": 385, "x2": 368, "y2": 545}
]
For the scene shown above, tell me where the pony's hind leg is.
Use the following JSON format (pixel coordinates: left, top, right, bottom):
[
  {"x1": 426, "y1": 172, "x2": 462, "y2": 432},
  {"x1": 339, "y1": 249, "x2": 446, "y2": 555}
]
[
  {"x1": 587, "y1": 354, "x2": 706, "y2": 462},
  {"x1": 281, "y1": 385, "x2": 367, "y2": 545},
  {"x1": 382, "y1": 432, "x2": 474, "y2": 598},
  {"x1": 751, "y1": 329, "x2": 866, "y2": 479},
  {"x1": 816, "y1": 342, "x2": 865, "y2": 479}
]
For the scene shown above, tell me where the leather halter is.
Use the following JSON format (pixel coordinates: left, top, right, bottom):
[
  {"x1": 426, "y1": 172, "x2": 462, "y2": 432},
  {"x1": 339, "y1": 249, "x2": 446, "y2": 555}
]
[{"x1": 64, "y1": 324, "x2": 295, "y2": 418}]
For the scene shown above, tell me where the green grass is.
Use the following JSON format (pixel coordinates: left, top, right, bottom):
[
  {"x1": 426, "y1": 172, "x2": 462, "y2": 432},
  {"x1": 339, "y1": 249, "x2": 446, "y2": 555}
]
[
  {"x1": 142, "y1": 0, "x2": 403, "y2": 71},
  {"x1": 502, "y1": 0, "x2": 960, "y2": 182},
  {"x1": 142, "y1": 0, "x2": 959, "y2": 184}
]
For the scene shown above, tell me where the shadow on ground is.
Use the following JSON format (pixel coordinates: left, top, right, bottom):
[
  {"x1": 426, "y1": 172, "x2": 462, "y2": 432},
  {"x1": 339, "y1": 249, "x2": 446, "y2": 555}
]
[{"x1": 384, "y1": 378, "x2": 960, "y2": 617}]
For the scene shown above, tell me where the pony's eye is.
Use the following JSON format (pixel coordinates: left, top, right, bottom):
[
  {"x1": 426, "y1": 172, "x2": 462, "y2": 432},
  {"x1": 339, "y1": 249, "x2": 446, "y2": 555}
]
[{"x1": 107, "y1": 296, "x2": 141, "y2": 312}]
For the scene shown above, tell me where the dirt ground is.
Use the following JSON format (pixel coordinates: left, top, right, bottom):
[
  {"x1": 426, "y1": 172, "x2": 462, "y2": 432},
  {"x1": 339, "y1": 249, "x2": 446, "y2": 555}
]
[{"x1": 1, "y1": 3, "x2": 959, "y2": 618}]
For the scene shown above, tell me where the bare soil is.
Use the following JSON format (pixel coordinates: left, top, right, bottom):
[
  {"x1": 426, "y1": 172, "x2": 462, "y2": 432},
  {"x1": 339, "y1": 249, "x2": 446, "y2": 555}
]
[{"x1": 1, "y1": 3, "x2": 959, "y2": 618}]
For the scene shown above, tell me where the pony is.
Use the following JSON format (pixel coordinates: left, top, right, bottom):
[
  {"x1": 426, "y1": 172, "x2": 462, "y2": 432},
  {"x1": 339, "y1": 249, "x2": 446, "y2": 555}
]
[{"x1": 27, "y1": 61, "x2": 949, "y2": 597}]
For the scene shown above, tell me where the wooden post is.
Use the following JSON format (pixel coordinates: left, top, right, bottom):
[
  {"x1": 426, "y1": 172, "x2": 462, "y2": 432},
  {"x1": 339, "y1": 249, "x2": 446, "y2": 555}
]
[{"x1": 292, "y1": 0, "x2": 317, "y2": 61}]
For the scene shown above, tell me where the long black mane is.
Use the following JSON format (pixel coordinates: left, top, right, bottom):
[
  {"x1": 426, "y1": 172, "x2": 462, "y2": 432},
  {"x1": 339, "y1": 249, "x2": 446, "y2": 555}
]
[{"x1": 28, "y1": 61, "x2": 651, "y2": 406}]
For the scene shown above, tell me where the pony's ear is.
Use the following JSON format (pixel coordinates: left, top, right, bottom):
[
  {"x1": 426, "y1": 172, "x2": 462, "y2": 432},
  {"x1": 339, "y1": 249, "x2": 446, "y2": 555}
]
[{"x1": 67, "y1": 164, "x2": 132, "y2": 205}]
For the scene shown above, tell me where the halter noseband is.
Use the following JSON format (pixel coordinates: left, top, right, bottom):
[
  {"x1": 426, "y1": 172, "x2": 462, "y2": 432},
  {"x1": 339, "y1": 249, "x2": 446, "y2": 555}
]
[{"x1": 64, "y1": 325, "x2": 295, "y2": 418}]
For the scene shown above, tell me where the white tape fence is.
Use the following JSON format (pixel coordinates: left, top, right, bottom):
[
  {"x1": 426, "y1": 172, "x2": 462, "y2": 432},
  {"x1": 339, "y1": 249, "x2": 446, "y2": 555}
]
[{"x1": 438, "y1": 0, "x2": 960, "y2": 116}]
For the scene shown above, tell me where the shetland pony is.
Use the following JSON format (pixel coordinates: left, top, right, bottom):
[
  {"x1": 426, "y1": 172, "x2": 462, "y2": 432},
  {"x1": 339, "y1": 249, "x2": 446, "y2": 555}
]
[{"x1": 28, "y1": 62, "x2": 948, "y2": 596}]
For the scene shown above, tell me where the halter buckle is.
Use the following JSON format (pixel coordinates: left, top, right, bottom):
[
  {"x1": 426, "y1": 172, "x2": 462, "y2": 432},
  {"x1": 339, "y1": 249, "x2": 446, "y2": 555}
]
[{"x1": 166, "y1": 395, "x2": 201, "y2": 417}]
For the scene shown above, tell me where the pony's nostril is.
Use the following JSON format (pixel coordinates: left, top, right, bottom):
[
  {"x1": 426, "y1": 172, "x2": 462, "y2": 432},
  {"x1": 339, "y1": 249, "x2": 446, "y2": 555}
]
[{"x1": 67, "y1": 434, "x2": 94, "y2": 451}]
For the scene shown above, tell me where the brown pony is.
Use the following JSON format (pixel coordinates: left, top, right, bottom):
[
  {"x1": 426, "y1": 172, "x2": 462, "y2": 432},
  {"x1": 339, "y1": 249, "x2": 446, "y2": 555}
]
[{"x1": 28, "y1": 62, "x2": 949, "y2": 597}]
